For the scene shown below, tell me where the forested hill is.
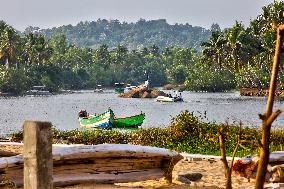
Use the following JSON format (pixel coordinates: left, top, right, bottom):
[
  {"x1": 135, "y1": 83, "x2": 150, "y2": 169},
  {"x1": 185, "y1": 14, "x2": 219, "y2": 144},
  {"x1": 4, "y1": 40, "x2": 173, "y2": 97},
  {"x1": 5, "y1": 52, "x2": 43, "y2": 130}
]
[{"x1": 26, "y1": 19, "x2": 211, "y2": 50}]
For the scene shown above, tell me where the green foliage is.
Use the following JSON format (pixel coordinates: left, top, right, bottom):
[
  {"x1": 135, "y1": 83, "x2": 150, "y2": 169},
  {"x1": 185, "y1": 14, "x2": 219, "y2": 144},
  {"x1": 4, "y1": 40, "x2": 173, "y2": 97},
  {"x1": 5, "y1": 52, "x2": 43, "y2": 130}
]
[
  {"x1": 235, "y1": 64, "x2": 271, "y2": 88},
  {"x1": 185, "y1": 61, "x2": 236, "y2": 92},
  {"x1": 169, "y1": 64, "x2": 188, "y2": 84},
  {"x1": 58, "y1": 129, "x2": 129, "y2": 145},
  {"x1": 0, "y1": 1, "x2": 283, "y2": 93},
  {"x1": 0, "y1": 67, "x2": 28, "y2": 95},
  {"x1": 24, "y1": 63, "x2": 63, "y2": 92},
  {"x1": 41, "y1": 19, "x2": 211, "y2": 50}
]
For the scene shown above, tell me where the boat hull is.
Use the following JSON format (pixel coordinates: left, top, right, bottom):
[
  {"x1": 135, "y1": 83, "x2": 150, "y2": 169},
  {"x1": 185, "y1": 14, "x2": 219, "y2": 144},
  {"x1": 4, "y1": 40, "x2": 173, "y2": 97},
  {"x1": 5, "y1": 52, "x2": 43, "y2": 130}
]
[
  {"x1": 79, "y1": 109, "x2": 114, "y2": 129},
  {"x1": 156, "y1": 96, "x2": 174, "y2": 102},
  {"x1": 156, "y1": 96, "x2": 183, "y2": 102},
  {"x1": 112, "y1": 113, "x2": 145, "y2": 128}
]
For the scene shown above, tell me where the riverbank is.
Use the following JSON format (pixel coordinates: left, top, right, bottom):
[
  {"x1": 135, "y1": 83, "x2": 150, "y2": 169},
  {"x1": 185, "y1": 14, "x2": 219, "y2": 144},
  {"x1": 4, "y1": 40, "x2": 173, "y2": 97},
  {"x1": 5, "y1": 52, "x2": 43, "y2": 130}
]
[{"x1": 240, "y1": 87, "x2": 284, "y2": 97}]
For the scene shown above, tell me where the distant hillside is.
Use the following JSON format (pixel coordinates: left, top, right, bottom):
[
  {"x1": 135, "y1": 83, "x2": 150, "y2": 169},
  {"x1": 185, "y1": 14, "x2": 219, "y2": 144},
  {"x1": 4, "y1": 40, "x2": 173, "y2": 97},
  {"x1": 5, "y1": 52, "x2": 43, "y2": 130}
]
[{"x1": 26, "y1": 19, "x2": 211, "y2": 50}]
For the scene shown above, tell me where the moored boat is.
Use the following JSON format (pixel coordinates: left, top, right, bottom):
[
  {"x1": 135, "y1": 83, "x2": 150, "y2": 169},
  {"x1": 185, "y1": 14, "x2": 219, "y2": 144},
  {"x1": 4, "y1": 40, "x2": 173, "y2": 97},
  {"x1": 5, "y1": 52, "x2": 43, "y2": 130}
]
[
  {"x1": 26, "y1": 86, "x2": 51, "y2": 96},
  {"x1": 78, "y1": 109, "x2": 114, "y2": 129},
  {"x1": 94, "y1": 85, "x2": 103, "y2": 93},
  {"x1": 156, "y1": 94, "x2": 183, "y2": 102},
  {"x1": 124, "y1": 84, "x2": 137, "y2": 93},
  {"x1": 78, "y1": 109, "x2": 145, "y2": 129},
  {"x1": 112, "y1": 112, "x2": 145, "y2": 128},
  {"x1": 114, "y1": 83, "x2": 125, "y2": 93}
]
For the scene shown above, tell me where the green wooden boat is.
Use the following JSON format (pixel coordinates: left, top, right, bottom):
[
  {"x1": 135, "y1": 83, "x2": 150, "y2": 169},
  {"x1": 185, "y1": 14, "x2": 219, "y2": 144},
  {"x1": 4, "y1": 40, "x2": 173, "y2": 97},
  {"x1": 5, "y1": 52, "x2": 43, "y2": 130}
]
[
  {"x1": 112, "y1": 112, "x2": 145, "y2": 128},
  {"x1": 78, "y1": 109, "x2": 114, "y2": 129},
  {"x1": 79, "y1": 109, "x2": 145, "y2": 129}
]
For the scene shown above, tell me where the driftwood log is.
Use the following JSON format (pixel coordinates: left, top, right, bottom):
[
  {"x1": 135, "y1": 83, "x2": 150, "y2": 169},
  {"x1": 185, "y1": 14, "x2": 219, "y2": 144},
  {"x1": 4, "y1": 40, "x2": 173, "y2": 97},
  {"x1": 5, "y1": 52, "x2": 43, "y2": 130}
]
[
  {"x1": 232, "y1": 151, "x2": 284, "y2": 182},
  {"x1": 0, "y1": 144, "x2": 182, "y2": 187}
]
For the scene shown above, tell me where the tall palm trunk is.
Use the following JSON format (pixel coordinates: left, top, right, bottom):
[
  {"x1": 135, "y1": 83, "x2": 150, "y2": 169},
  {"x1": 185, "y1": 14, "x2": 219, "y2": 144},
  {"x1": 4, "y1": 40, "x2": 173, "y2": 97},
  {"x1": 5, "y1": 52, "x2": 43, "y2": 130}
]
[
  {"x1": 217, "y1": 49, "x2": 222, "y2": 68},
  {"x1": 5, "y1": 57, "x2": 9, "y2": 69},
  {"x1": 232, "y1": 48, "x2": 238, "y2": 72}
]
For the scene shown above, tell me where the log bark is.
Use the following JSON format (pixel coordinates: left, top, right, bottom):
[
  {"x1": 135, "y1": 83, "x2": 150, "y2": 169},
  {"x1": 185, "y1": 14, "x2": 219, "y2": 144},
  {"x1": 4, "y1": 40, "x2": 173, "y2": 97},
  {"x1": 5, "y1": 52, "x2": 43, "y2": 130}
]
[
  {"x1": 23, "y1": 121, "x2": 53, "y2": 189},
  {"x1": 0, "y1": 144, "x2": 182, "y2": 187}
]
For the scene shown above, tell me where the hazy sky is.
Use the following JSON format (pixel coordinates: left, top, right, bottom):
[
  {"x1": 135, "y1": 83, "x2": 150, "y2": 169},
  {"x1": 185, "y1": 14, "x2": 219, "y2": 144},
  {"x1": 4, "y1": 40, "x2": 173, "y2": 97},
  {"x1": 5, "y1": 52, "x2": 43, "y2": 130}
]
[{"x1": 1, "y1": 0, "x2": 275, "y2": 31}]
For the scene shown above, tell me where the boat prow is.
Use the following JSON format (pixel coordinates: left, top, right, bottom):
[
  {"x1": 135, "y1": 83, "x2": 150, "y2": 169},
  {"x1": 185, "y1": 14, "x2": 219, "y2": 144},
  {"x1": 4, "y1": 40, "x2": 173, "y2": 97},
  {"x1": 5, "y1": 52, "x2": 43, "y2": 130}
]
[{"x1": 78, "y1": 109, "x2": 114, "y2": 129}]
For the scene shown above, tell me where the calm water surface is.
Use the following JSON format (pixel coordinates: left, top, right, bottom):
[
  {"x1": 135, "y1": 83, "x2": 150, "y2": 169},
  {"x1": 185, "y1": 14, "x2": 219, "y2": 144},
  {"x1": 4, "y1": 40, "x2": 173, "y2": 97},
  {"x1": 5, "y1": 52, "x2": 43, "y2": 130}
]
[{"x1": 1, "y1": 90, "x2": 284, "y2": 135}]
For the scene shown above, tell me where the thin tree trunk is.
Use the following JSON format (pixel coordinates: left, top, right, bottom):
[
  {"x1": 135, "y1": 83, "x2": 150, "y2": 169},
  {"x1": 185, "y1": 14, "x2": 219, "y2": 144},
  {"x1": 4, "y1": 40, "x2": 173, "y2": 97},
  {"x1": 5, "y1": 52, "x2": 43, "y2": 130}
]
[
  {"x1": 255, "y1": 24, "x2": 284, "y2": 189},
  {"x1": 219, "y1": 125, "x2": 233, "y2": 189},
  {"x1": 225, "y1": 169, "x2": 232, "y2": 189}
]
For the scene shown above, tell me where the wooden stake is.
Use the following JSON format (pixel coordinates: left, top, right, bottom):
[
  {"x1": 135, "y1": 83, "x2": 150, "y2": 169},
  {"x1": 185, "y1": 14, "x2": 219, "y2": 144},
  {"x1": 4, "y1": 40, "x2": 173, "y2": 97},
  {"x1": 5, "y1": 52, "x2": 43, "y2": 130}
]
[{"x1": 23, "y1": 121, "x2": 53, "y2": 189}]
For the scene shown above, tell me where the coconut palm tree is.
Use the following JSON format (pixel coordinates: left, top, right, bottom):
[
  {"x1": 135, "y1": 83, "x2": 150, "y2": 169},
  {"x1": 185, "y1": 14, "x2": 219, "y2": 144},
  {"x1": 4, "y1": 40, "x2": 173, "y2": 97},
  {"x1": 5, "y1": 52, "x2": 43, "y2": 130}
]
[
  {"x1": 224, "y1": 22, "x2": 246, "y2": 71},
  {"x1": 201, "y1": 31, "x2": 226, "y2": 68},
  {"x1": 0, "y1": 26, "x2": 20, "y2": 69},
  {"x1": 23, "y1": 33, "x2": 53, "y2": 65}
]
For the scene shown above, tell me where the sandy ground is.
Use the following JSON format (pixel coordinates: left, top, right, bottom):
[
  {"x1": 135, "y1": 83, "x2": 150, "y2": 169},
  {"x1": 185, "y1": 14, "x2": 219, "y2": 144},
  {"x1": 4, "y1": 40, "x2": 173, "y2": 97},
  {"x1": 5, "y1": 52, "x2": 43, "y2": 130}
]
[
  {"x1": 0, "y1": 144, "x2": 256, "y2": 189},
  {"x1": 55, "y1": 159, "x2": 255, "y2": 189}
]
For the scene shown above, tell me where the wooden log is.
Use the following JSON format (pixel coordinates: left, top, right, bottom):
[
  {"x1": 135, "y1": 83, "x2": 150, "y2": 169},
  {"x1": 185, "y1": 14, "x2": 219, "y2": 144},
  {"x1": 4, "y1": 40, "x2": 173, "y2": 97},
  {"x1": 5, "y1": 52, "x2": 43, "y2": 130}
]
[
  {"x1": 53, "y1": 160, "x2": 162, "y2": 173},
  {"x1": 0, "y1": 150, "x2": 20, "y2": 157},
  {"x1": 0, "y1": 144, "x2": 182, "y2": 187},
  {"x1": 23, "y1": 121, "x2": 53, "y2": 189},
  {"x1": 271, "y1": 164, "x2": 284, "y2": 182},
  {"x1": 53, "y1": 169, "x2": 164, "y2": 186}
]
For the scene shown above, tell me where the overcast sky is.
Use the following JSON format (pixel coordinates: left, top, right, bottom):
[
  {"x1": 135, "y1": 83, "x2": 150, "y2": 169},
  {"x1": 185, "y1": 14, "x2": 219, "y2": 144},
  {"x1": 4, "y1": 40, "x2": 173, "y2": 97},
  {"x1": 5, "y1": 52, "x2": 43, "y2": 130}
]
[{"x1": 1, "y1": 0, "x2": 275, "y2": 31}]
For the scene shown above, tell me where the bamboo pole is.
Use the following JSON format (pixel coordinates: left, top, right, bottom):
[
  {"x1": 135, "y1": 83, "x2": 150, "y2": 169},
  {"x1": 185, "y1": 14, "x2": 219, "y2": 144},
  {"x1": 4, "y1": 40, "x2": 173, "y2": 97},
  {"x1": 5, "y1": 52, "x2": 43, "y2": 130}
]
[{"x1": 255, "y1": 24, "x2": 284, "y2": 189}]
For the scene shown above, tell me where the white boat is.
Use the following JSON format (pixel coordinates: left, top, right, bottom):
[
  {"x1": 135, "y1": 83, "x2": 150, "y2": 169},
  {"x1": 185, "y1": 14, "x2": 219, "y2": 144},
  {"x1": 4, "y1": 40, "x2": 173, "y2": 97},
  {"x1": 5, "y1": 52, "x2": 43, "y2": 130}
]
[
  {"x1": 156, "y1": 93, "x2": 183, "y2": 102},
  {"x1": 124, "y1": 84, "x2": 137, "y2": 93},
  {"x1": 26, "y1": 86, "x2": 51, "y2": 96},
  {"x1": 156, "y1": 96, "x2": 175, "y2": 102},
  {"x1": 94, "y1": 85, "x2": 103, "y2": 92}
]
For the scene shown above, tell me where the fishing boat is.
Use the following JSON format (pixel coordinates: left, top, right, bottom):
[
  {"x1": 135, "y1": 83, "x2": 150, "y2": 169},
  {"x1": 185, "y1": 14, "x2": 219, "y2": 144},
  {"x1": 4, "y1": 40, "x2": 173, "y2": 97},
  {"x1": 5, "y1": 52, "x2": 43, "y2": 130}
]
[
  {"x1": 156, "y1": 94, "x2": 183, "y2": 102},
  {"x1": 112, "y1": 112, "x2": 145, "y2": 128},
  {"x1": 78, "y1": 109, "x2": 145, "y2": 129},
  {"x1": 26, "y1": 86, "x2": 51, "y2": 96},
  {"x1": 94, "y1": 85, "x2": 103, "y2": 93},
  {"x1": 114, "y1": 83, "x2": 125, "y2": 93},
  {"x1": 78, "y1": 109, "x2": 114, "y2": 129}
]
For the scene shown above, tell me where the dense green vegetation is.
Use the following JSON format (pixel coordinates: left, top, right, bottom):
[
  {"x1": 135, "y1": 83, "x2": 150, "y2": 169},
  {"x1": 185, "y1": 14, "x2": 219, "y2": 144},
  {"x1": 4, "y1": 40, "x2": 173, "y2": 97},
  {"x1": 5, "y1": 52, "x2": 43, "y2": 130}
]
[
  {"x1": 10, "y1": 111, "x2": 284, "y2": 156},
  {"x1": 27, "y1": 19, "x2": 211, "y2": 50},
  {"x1": 0, "y1": 1, "x2": 283, "y2": 95}
]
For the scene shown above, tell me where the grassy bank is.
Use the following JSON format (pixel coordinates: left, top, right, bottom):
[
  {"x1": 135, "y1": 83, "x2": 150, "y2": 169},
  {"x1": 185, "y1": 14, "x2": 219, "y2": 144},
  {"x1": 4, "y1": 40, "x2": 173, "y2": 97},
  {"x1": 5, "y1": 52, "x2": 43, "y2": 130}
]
[{"x1": 10, "y1": 111, "x2": 284, "y2": 157}]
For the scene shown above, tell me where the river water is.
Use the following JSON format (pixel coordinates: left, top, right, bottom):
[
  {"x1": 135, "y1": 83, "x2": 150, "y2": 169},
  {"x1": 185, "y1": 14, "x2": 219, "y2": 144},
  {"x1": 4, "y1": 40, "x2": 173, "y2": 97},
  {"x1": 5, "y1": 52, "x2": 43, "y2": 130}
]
[{"x1": 1, "y1": 90, "x2": 284, "y2": 135}]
